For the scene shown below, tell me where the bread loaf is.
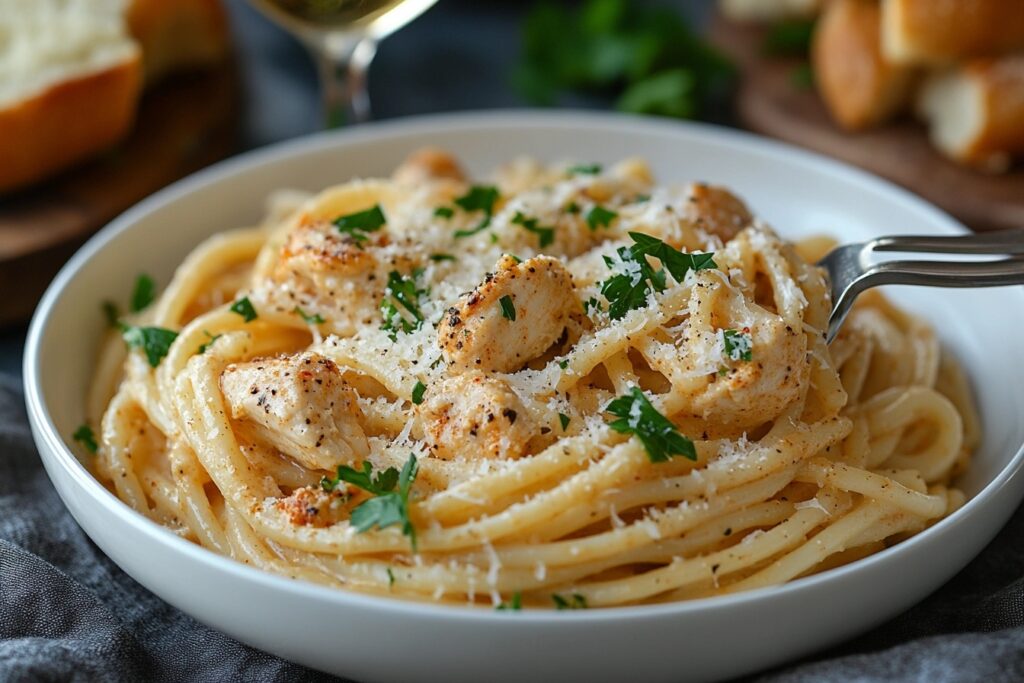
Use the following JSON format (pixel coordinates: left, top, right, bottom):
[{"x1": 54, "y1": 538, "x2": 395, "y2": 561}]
[{"x1": 882, "y1": 0, "x2": 1024, "y2": 65}]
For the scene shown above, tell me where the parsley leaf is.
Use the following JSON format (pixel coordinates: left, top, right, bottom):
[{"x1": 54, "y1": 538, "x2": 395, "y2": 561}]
[
  {"x1": 412, "y1": 380, "x2": 426, "y2": 405},
  {"x1": 333, "y1": 204, "x2": 386, "y2": 243},
  {"x1": 130, "y1": 274, "x2": 156, "y2": 312},
  {"x1": 387, "y1": 567, "x2": 396, "y2": 587},
  {"x1": 723, "y1": 328, "x2": 753, "y2": 362},
  {"x1": 102, "y1": 301, "x2": 120, "y2": 328},
  {"x1": 434, "y1": 206, "x2": 455, "y2": 219},
  {"x1": 499, "y1": 295, "x2": 517, "y2": 322},
  {"x1": 430, "y1": 253, "x2": 456, "y2": 262},
  {"x1": 230, "y1": 297, "x2": 257, "y2": 322},
  {"x1": 197, "y1": 330, "x2": 222, "y2": 354},
  {"x1": 552, "y1": 593, "x2": 587, "y2": 610},
  {"x1": 599, "y1": 233, "x2": 716, "y2": 320},
  {"x1": 586, "y1": 205, "x2": 617, "y2": 230},
  {"x1": 559, "y1": 413, "x2": 570, "y2": 431},
  {"x1": 294, "y1": 306, "x2": 325, "y2": 325},
  {"x1": 328, "y1": 454, "x2": 419, "y2": 551},
  {"x1": 558, "y1": 359, "x2": 569, "y2": 370},
  {"x1": 606, "y1": 387, "x2": 697, "y2": 462},
  {"x1": 454, "y1": 185, "x2": 500, "y2": 214},
  {"x1": 453, "y1": 216, "x2": 492, "y2": 238},
  {"x1": 565, "y1": 201, "x2": 581, "y2": 214},
  {"x1": 511, "y1": 211, "x2": 555, "y2": 247},
  {"x1": 72, "y1": 424, "x2": 98, "y2": 453},
  {"x1": 122, "y1": 325, "x2": 178, "y2": 367},
  {"x1": 496, "y1": 592, "x2": 522, "y2": 611},
  {"x1": 568, "y1": 163, "x2": 602, "y2": 175},
  {"x1": 380, "y1": 270, "x2": 427, "y2": 341}
]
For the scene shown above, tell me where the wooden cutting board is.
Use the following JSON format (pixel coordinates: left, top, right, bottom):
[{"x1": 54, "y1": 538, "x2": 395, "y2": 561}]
[
  {"x1": 710, "y1": 15, "x2": 1024, "y2": 233},
  {"x1": 0, "y1": 64, "x2": 239, "y2": 326}
]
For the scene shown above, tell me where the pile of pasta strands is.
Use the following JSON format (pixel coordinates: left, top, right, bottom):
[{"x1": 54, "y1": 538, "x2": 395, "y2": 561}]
[{"x1": 87, "y1": 150, "x2": 978, "y2": 608}]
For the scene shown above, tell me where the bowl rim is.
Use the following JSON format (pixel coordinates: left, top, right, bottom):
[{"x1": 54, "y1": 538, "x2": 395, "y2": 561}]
[{"x1": 23, "y1": 109, "x2": 1024, "y2": 623}]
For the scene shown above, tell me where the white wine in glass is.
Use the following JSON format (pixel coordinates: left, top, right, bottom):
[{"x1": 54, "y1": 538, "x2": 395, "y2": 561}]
[{"x1": 248, "y1": 0, "x2": 439, "y2": 126}]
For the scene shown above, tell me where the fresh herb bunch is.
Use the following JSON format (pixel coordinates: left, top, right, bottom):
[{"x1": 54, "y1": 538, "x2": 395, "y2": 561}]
[{"x1": 515, "y1": 0, "x2": 735, "y2": 119}]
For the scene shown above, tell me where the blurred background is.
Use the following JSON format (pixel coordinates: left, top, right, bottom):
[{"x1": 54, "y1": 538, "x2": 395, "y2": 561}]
[{"x1": 2, "y1": 0, "x2": 1022, "y2": 372}]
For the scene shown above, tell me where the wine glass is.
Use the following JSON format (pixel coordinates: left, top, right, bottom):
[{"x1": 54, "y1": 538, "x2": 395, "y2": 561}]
[{"x1": 248, "y1": 0, "x2": 439, "y2": 126}]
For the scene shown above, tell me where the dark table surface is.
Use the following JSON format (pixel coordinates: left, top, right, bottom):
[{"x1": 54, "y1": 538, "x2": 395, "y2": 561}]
[{"x1": 4, "y1": 2, "x2": 1024, "y2": 681}]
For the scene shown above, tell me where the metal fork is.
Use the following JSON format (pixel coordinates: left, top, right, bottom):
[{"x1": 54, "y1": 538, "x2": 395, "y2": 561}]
[{"x1": 818, "y1": 229, "x2": 1024, "y2": 343}]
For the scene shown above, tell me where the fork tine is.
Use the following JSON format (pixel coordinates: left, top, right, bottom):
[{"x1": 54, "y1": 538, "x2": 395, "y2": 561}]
[{"x1": 871, "y1": 228, "x2": 1024, "y2": 255}]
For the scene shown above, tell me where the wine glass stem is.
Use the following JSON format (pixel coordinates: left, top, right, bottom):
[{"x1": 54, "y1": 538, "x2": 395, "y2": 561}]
[{"x1": 316, "y1": 35, "x2": 378, "y2": 127}]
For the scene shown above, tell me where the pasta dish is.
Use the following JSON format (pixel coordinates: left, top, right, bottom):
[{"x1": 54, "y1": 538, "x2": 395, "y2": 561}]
[{"x1": 81, "y1": 149, "x2": 979, "y2": 609}]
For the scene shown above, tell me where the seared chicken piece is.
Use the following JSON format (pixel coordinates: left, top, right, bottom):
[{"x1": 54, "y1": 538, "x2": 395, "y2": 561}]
[
  {"x1": 275, "y1": 485, "x2": 349, "y2": 527},
  {"x1": 681, "y1": 183, "x2": 753, "y2": 243},
  {"x1": 220, "y1": 352, "x2": 369, "y2": 471},
  {"x1": 439, "y1": 255, "x2": 580, "y2": 373},
  {"x1": 418, "y1": 372, "x2": 534, "y2": 460},
  {"x1": 392, "y1": 147, "x2": 466, "y2": 185}
]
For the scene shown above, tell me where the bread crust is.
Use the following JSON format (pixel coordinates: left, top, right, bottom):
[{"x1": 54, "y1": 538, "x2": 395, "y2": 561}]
[
  {"x1": 883, "y1": 0, "x2": 1024, "y2": 65},
  {"x1": 813, "y1": 0, "x2": 915, "y2": 131},
  {"x1": 0, "y1": 53, "x2": 143, "y2": 193}
]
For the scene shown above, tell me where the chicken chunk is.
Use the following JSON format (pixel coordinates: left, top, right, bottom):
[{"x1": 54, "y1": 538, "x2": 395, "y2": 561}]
[
  {"x1": 682, "y1": 183, "x2": 753, "y2": 243},
  {"x1": 392, "y1": 147, "x2": 466, "y2": 185},
  {"x1": 220, "y1": 352, "x2": 369, "y2": 471},
  {"x1": 418, "y1": 372, "x2": 535, "y2": 460},
  {"x1": 438, "y1": 255, "x2": 580, "y2": 373},
  {"x1": 275, "y1": 485, "x2": 349, "y2": 527}
]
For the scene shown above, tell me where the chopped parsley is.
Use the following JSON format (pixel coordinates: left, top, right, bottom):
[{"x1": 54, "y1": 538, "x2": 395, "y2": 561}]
[
  {"x1": 429, "y1": 253, "x2": 456, "y2": 262},
  {"x1": 72, "y1": 424, "x2": 98, "y2": 453},
  {"x1": 565, "y1": 201, "x2": 581, "y2": 214},
  {"x1": 294, "y1": 306, "x2": 325, "y2": 325},
  {"x1": 511, "y1": 211, "x2": 555, "y2": 248},
  {"x1": 102, "y1": 301, "x2": 120, "y2": 328},
  {"x1": 387, "y1": 567, "x2": 396, "y2": 587},
  {"x1": 558, "y1": 359, "x2": 569, "y2": 370},
  {"x1": 454, "y1": 185, "x2": 500, "y2": 214},
  {"x1": 599, "y1": 233, "x2": 716, "y2": 320},
  {"x1": 380, "y1": 270, "x2": 427, "y2": 341},
  {"x1": 586, "y1": 206, "x2": 617, "y2": 231},
  {"x1": 499, "y1": 295, "x2": 517, "y2": 322},
  {"x1": 505, "y1": 254, "x2": 523, "y2": 264},
  {"x1": 583, "y1": 296, "x2": 603, "y2": 315},
  {"x1": 122, "y1": 325, "x2": 178, "y2": 367},
  {"x1": 130, "y1": 274, "x2": 156, "y2": 312},
  {"x1": 197, "y1": 330, "x2": 222, "y2": 354},
  {"x1": 723, "y1": 328, "x2": 753, "y2": 362},
  {"x1": 496, "y1": 592, "x2": 522, "y2": 611},
  {"x1": 552, "y1": 593, "x2": 587, "y2": 610},
  {"x1": 559, "y1": 413, "x2": 570, "y2": 431},
  {"x1": 568, "y1": 163, "x2": 602, "y2": 175},
  {"x1": 434, "y1": 206, "x2": 455, "y2": 219},
  {"x1": 323, "y1": 454, "x2": 420, "y2": 551},
  {"x1": 411, "y1": 380, "x2": 427, "y2": 405},
  {"x1": 606, "y1": 387, "x2": 697, "y2": 462},
  {"x1": 229, "y1": 297, "x2": 257, "y2": 322},
  {"x1": 453, "y1": 216, "x2": 492, "y2": 239},
  {"x1": 332, "y1": 204, "x2": 386, "y2": 243}
]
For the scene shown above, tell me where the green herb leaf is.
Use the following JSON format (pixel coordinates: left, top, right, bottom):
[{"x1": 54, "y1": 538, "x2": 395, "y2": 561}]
[
  {"x1": 565, "y1": 201, "x2": 581, "y2": 214},
  {"x1": 723, "y1": 328, "x2": 753, "y2": 362},
  {"x1": 72, "y1": 424, "x2": 98, "y2": 453},
  {"x1": 559, "y1": 413, "x2": 571, "y2": 431},
  {"x1": 617, "y1": 68, "x2": 696, "y2": 118},
  {"x1": 333, "y1": 204, "x2": 386, "y2": 243},
  {"x1": 102, "y1": 301, "x2": 120, "y2": 328},
  {"x1": 434, "y1": 206, "x2": 455, "y2": 219},
  {"x1": 454, "y1": 185, "x2": 500, "y2": 215},
  {"x1": 499, "y1": 295, "x2": 517, "y2": 322},
  {"x1": 380, "y1": 271, "x2": 427, "y2": 341},
  {"x1": 294, "y1": 306, "x2": 325, "y2": 325},
  {"x1": 627, "y1": 232, "x2": 717, "y2": 282},
  {"x1": 230, "y1": 297, "x2": 258, "y2": 322},
  {"x1": 122, "y1": 325, "x2": 178, "y2": 367},
  {"x1": 496, "y1": 592, "x2": 522, "y2": 611},
  {"x1": 333, "y1": 454, "x2": 419, "y2": 551},
  {"x1": 387, "y1": 567, "x2": 396, "y2": 587},
  {"x1": 511, "y1": 211, "x2": 555, "y2": 247},
  {"x1": 558, "y1": 359, "x2": 569, "y2": 370},
  {"x1": 762, "y1": 19, "x2": 816, "y2": 57},
  {"x1": 586, "y1": 205, "x2": 618, "y2": 231},
  {"x1": 552, "y1": 593, "x2": 587, "y2": 610},
  {"x1": 197, "y1": 330, "x2": 222, "y2": 354},
  {"x1": 606, "y1": 386, "x2": 697, "y2": 462},
  {"x1": 130, "y1": 274, "x2": 156, "y2": 313},
  {"x1": 453, "y1": 216, "x2": 492, "y2": 238},
  {"x1": 412, "y1": 380, "x2": 427, "y2": 405},
  {"x1": 568, "y1": 164, "x2": 602, "y2": 175},
  {"x1": 430, "y1": 253, "x2": 457, "y2": 262}
]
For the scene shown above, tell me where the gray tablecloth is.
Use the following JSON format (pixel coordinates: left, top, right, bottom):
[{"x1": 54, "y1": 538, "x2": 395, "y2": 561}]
[{"x1": 3, "y1": 1, "x2": 1024, "y2": 680}]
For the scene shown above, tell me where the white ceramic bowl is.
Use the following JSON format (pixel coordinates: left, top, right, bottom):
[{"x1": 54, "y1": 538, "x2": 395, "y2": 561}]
[{"x1": 24, "y1": 112, "x2": 1024, "y2": 683}]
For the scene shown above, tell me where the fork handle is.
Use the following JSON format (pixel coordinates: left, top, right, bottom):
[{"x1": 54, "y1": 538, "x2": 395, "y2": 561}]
[{"x1": 872, "y1": 228, "x2": 1024, "y2": 254}]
